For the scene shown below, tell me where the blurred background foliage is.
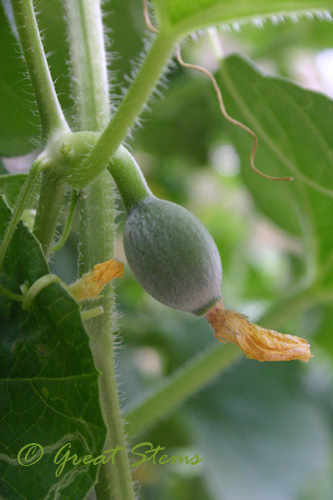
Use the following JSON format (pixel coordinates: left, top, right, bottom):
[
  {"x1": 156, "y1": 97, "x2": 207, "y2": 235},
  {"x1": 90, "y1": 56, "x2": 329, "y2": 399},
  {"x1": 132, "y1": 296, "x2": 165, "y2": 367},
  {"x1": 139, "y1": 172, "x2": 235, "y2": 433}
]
[{"x1": 2, "y1": 0, "x2": 333, "y2": 499}]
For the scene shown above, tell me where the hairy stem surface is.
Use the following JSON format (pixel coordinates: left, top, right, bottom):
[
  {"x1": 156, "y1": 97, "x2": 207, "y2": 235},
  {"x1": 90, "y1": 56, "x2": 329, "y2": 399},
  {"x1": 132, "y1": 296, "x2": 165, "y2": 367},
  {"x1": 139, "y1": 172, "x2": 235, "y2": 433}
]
[
  {"x1": 33, "y1": 171, "x2": 66, "y2": 257},
  {"x1": 10, "y1": 0, "x2": 68, "y2": 140},
  {"x1": 10, "y1": 0, "x2": 69, "y2": 257},
  {"x1": 79, "y1": 32, "x2": 176, "y2": 184},
  {"x1": 64, "y1": 1, "x2": 135, "y2": 499},
  {"x1": 0, "y1": 160, "x2": 43, "y2": 271}
]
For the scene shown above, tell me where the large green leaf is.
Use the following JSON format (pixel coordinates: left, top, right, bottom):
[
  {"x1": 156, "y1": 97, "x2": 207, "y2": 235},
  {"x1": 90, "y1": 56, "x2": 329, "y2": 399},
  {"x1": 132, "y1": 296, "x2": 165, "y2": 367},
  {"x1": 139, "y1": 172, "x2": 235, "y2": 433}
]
[
  {"x1": 152, "y1": 0, "x2": 333, "y2": 37},
  {"x1": 215, "y1": 55, "x2": 333, "y2": 286},
  {"x1": 0, "y1": 198, "x2": 106, "y2": 500}
]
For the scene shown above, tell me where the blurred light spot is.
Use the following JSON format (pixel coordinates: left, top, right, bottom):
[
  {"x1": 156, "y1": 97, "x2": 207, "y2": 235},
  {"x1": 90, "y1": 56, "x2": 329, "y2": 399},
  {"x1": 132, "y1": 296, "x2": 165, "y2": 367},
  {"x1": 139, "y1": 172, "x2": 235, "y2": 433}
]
[
  {"x1": 1, "y1": 151, "x2": 37, "y2": 173},
  {"x1": 232, "y1": 22, "x2": 241, "y2": 32},
  {"x1": 134, "y1": 151, "x2": 155, "y2": 175},
  {"x1": 210, "y1": 144, "x2": 240, "y2": 176},
  {"x1": 270, "y1": 15, "x2": 280, "y2": 26},
  {"x1": 288, "y1": 50, "x2": 325, "y2": 95},
  {"x1": 236, "y1": 301, "x2": 268, "y2": 323},
  {"x1": 323, "y1": 11, "x2": 333, "y2": 21},
  {"x1": 289, "y1": 13, "x2": 299, "y2": 23},
  {"x1": 133, "y1": 347, "x2": 163, "y2": 377},
  {"x1": 255, "y1": 58, "x2": 279, "y2": 76},
  {"x1": 316, "y1": 10, "x2": 327, "y2": 21},
  {"x1": 208, "y1": 27, "x2": 224, "y2": 59},
  {"x1": 316, "y1": 49, "x2": 333, "y2": 96},
  {"x1": 21, "y1": 209, "x2": 36, "y2": 231},
  {"x1": 252, "y1": 17, "x2": 265, "y2": 29},
  {"x1": 249, "y1": 220, "x2": 300, "y2": 289},
  {"x1": 171, "y1": 447, "x2": 205, "y2": 477}
]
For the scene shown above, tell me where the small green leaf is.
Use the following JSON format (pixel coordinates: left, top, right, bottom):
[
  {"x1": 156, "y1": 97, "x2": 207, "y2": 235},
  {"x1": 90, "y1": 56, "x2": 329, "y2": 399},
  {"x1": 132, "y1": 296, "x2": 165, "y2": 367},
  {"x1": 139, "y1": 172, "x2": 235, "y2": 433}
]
[
  {"x1": 215, "y1": 55, "x2": 333, "y2": 285},
  {"x1": 0, "y1": 197, "x2": 106, "y2": 500},
  {"x1": 152, "y1": 0, "x2": 333, "y2": 37}
]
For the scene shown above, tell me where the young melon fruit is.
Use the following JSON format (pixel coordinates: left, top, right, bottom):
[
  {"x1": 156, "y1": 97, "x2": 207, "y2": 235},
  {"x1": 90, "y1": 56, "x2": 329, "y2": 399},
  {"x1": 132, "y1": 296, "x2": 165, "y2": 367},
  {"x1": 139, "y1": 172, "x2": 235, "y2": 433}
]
[{"x1": 123, "y1": 197, "x2": 222, "y2": 315}]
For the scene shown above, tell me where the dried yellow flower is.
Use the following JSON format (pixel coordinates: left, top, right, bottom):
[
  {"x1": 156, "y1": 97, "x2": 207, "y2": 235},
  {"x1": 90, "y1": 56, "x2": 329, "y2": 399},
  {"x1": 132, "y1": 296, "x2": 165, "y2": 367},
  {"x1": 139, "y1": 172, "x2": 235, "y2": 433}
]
[
  {"x1": 206, "y1": 301, "x2": 312, "y2": 362},
  {"x1": 68, "y1": 259, "x2": 124, "y2": 302}
]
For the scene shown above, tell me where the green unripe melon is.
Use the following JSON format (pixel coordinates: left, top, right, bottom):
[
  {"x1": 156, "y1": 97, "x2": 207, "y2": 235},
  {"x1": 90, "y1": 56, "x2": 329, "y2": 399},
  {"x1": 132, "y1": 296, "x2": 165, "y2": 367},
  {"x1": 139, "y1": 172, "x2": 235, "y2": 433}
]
[{"x1": 123, "y1": 197, "x2": 222, "y2": 315}]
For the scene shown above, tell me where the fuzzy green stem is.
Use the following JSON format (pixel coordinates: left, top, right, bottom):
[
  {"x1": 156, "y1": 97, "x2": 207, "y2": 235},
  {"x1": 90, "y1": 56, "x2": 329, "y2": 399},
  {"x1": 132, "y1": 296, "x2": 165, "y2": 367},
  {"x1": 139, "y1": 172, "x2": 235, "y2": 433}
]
[
  {"x1": 79, "y1": 177, "x2": 136, "y2": 500},
  {"x1": 79, "y1": 32, "x2": 176, "y2": 184},
  {"x1": 51, "y1": 190, "x2": 78, "y2": 253},
  {"x1": 33, "y1": 172, "x2": 66, "y2": 258},
  {"x1": 81, "y1": 306, "x2": 104, "y2": 321},
  {"x1": 107, "y1": 146, "x2": 152, "y2": 212},
  {"x1": 21, "y1": 274, "x2": 62, "y2": 310},
  {"x1": 10, "y1": 0, "x2": 69, "y2": 257},
  {"x1": 63, "y1": 1, "x2": 135, "y2": 499},
  {"x1": 64, "y1": 0, "x2": 110, "y2": 130},
  {"x1": 10, "y1": 0, "x2": 69, "y2": 140},
  {"x1": 0, "y1": 283, "x2": 23, "y2": 302},
  {"x1": 0, "y1": 159, "x2": 43, "y2": 272},
  {"x1": 125, "y1": 286, "x2": 316, "y2": 436}
]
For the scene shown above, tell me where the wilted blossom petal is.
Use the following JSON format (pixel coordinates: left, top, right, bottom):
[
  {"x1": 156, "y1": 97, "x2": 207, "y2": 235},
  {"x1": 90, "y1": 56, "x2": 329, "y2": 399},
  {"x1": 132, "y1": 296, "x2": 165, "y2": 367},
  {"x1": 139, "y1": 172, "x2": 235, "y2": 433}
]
[
  {"x1": 68, "y1": 259, "x2": 124, "y2": 302},
  {"x1": 206, "y1": 301, "x2": 312, "y2": 362}
]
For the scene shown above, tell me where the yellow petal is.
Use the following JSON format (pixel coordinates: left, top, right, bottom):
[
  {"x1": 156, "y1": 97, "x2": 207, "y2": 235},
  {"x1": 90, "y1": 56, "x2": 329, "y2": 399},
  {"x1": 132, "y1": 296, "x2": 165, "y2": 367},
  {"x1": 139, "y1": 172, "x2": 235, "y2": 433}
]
[
  {"x1": 68, "y1": 259, "x2": 124, "y2": 302},
  {"x1": 205, "y1": 301, "x2": 312, "y2": 362}
]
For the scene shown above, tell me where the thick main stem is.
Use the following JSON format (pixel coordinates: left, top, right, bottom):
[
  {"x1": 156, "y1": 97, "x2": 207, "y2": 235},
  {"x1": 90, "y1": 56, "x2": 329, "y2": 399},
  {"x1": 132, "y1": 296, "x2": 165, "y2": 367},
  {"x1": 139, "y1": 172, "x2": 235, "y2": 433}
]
[
  {"x1": 64, "y1": 0, "x2": 110, "y2": 130},
  {"x1": 64, "y1": 1, "x2": 135, "y2": 499},
  {"x1": 10, "y1": 0, "x2": 68, "y2": 140},
  {"x1": 78, "y1": 179, "x2": 135, "y2": 500}
]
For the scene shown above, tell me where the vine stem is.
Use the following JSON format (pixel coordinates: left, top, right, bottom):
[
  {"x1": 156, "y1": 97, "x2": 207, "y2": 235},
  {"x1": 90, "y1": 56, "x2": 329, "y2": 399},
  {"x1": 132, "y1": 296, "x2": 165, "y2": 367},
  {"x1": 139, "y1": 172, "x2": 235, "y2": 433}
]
[
  {"x1": 63, "y1": 1, "x2": 135, "y2": 499},
  {"x1": 10, "y1": 0, "x2": 69, "y2": 140},
  {"x1": 33, "y1": 172, "x2": 66, "y2": 257},
  {"x1": 10, "y1": 0, "x2": 69, "y2": 258},
  {"x1": 125, "y1": 285, "x2": 316, "y2": 436},
  {"x1": 126, "y1": 344, "x2": 241, "y2": 436},
  {"x1": 78, "y1": 31, "x2": 177, "y2": 185},
  {"x1": 51, "y1": 190, "x2": 78, "y2": 254},
  {"x1": 64, "y1": 0, "x2": 110, "y2": 130},
  {"x1": 107, "y1": 146, "x2": 152, "y2": 213},
  {"x1": 0, "y1": 158, "x2": 44, "y2": 275}
]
